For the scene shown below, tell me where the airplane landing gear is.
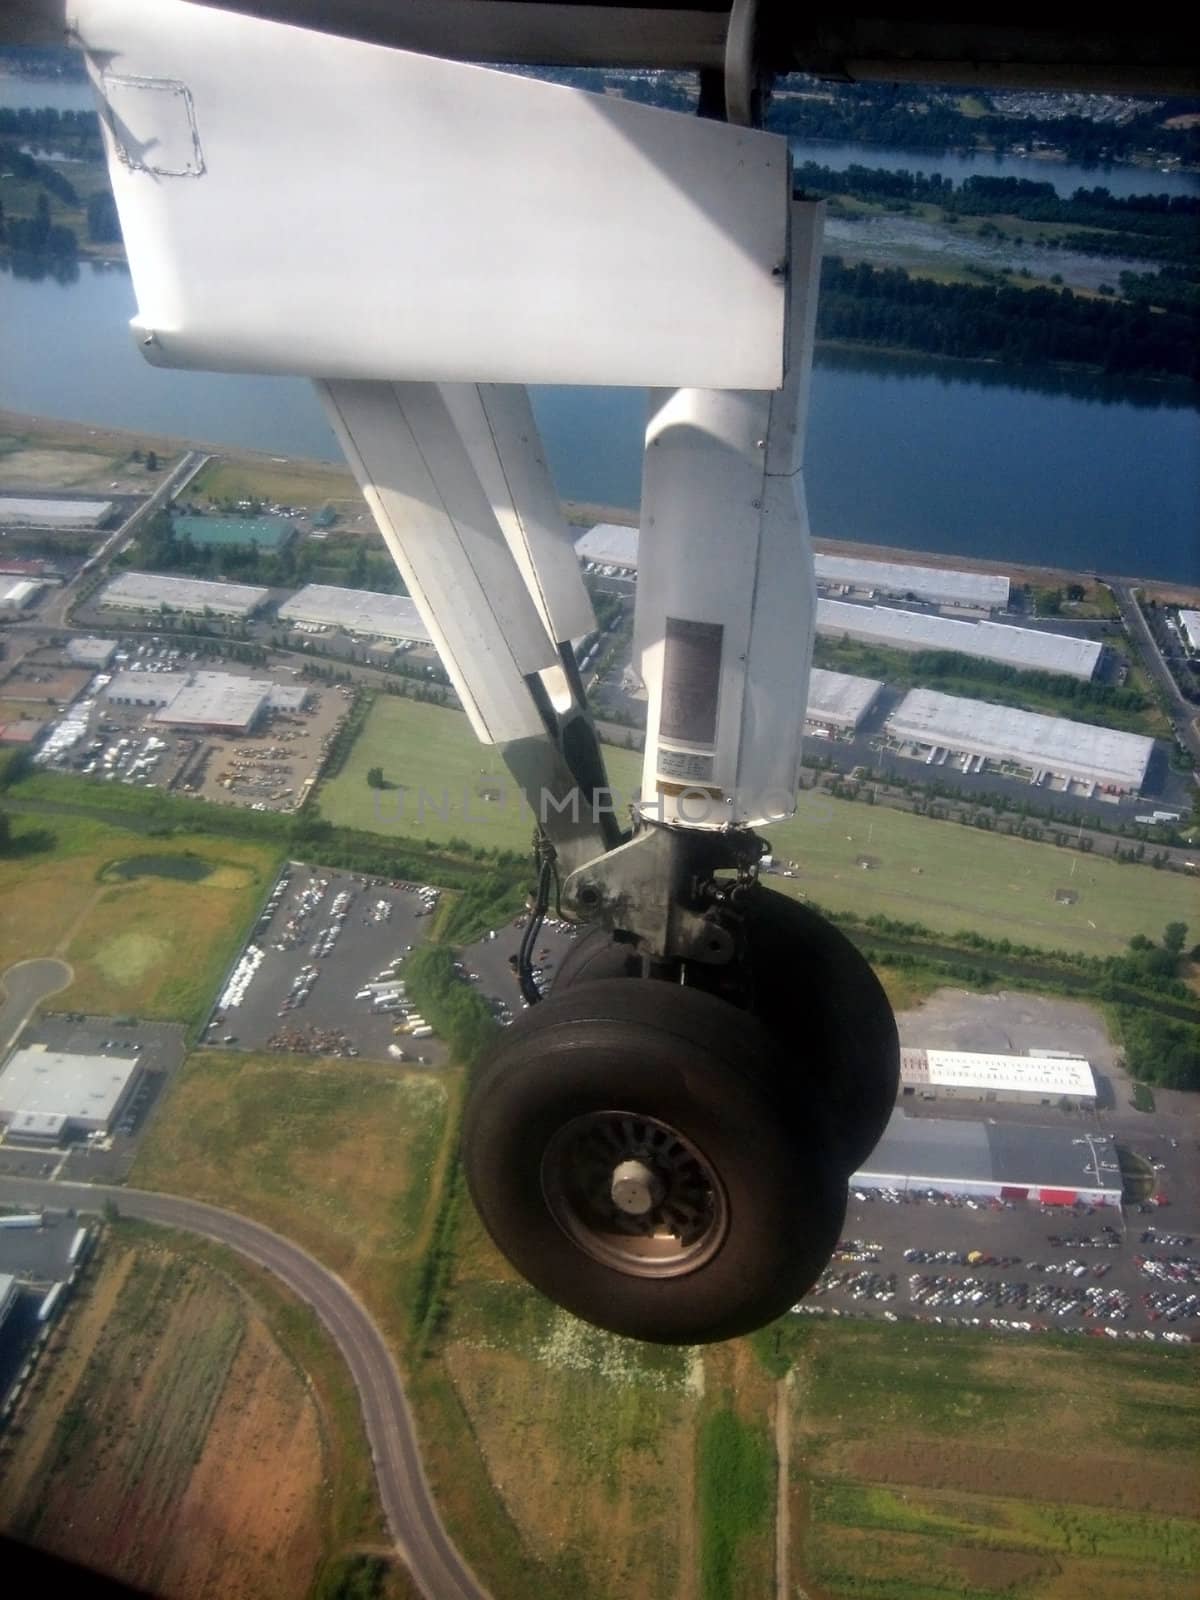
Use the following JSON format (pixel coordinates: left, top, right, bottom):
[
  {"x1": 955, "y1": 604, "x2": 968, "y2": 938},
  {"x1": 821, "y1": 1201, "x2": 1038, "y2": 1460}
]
[{"x1": 463, "y1": 970, "x2": 857, "y2": 1344}]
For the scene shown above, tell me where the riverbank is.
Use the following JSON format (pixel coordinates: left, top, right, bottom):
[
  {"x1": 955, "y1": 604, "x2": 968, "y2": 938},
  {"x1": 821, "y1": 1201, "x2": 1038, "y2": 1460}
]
[{"x1": 4, "y1": 407, "x2": 1196, "y2": 606}]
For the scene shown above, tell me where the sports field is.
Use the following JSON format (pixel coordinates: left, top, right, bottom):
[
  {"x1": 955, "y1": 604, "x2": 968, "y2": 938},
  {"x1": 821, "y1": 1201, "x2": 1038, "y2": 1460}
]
[
  {"x1": 318, "y1": 696, "x2": 643, "y2": 854},
  {"x1": 0, "y1": 815, "x2": 282, "y2": 1022},
  {"x1": 766, "y1": 793, "x2": 1196, "y2": 959},
  {"x1": 784, "y1": 1319, "x2": 1199, "y2": 1600}
]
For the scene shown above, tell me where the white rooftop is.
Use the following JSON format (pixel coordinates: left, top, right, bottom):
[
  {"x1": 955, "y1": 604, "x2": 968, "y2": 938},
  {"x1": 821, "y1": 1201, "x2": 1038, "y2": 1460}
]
[
  {"x1": 815, "y1": 554, "x2": 1010, "y2": 609},
  {"x1": 817, "y1": 599, "x2": 1102, "y2": 680},
  {"x1": 100, "y1": 571, "x2": 270, "y2": 614},
  {"x1": 157, "y1": 671, "x2": 269, "y2": 728},
  {"x1": 67, "y1": 637, "x2": 118, "y2": 666},
  {"x1": 0, "y1": 496, "x2": 113, "y2": 527},
  {"x1": 1178, "y1": 609, "x2": 1200, "y2": 653},
  {"x1": 0, "y1": 1048, "x2": 139, "y2": 1126},
  {"x1": 0, "y1": 579, "x2": 41, "y2": 606},
  {"x1": 575, "y1": 523, "x2": 641, "y2": 570},
  {"x1": 107, "y1": 671, "x2": 176, "y2": 704},
  {"x1": 903, "y1": 1048, "x2": 1095, "y2": 1099},
  {"x1": 806, "y1": 667, "x2": 883, "y2": 728},
  {"x1": 888, "y1": 688, "x2": 1153, "y2": 791},
  {"x1": 277, "y1": 584, "x2": 431, "y2": 641}
]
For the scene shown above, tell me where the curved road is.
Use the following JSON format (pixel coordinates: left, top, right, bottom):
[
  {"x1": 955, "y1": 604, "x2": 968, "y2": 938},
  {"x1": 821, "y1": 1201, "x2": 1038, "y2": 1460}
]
[
  {"x1": 0, "y1": 958, "x2": 72, "y2": 1057},
  {"x1": 0, "y1": 1175, "x2": 489, "y2": 1600}
]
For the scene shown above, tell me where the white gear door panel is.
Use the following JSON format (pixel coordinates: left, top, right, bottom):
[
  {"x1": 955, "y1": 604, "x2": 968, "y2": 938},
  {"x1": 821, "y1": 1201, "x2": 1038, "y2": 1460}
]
[{"x1": 70, "y1": 0, "x2": 790, "y2": 389}]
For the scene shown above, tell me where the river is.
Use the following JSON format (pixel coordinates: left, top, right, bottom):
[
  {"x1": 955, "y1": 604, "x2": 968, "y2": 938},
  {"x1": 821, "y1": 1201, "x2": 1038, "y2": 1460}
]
[{"x1": 1, "y1": 74, "x2": 1197, "y2": 583}]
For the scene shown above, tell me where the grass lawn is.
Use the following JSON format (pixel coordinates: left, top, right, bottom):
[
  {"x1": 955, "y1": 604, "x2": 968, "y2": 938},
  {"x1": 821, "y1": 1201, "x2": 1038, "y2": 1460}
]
[
  {"x1": 784, "y1": 1320, "x2": 1200, "y2": 1600},
  {"x1": 132, "y1": 1050, "x2": 455, "y2": 1350},
  {"x1": 318, "y1": 696, "x2": 643, "y2": 853},
  {"x1": 765, "y1": 793, "x2": 1197, "y2": 959},
  {"x1": 0, "y1": 813, "x2": 280, "y2": 1023},
  {"x1": 190, "y1": 455, "x2": 364, "y2": 514}
]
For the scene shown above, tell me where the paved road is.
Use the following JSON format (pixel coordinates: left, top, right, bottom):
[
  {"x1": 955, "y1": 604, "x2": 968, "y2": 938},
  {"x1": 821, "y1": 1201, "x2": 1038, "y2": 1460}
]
[
  {"x1": 1110, "y1": 579, "x2": 1200, "y2": 766},
  {"x1": 0, "y1": 958, "x2": 72, "y2": 1057},
  {"x1": 0, "y1": 1176, "x2": 489, "y2": 1600}
]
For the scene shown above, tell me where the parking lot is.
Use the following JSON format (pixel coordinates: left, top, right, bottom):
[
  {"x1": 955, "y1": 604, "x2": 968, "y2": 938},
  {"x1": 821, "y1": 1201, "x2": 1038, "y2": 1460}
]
[
  {"x1": 799, "y1": 1182, "x2": 1198, "y2": 1341},
  {"x1": 203, "y1": 865, "x2": 449, "y2": 1063},
  {"x1": 462, "y1": 915, "x2": 582, "y2": 1025}
]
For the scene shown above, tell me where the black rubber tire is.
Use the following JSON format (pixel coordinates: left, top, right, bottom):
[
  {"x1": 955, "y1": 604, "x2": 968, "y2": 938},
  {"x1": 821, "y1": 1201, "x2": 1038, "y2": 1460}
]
[
  {"x1": 742, "y1": 888, "x2": 899, "y2": 1175},
  {"x1": 551, "y1": 925, "x2": 644, "y2": 991},
  {"x1": 463, "y1": 978, "x2": 846, "y2": 1344}
]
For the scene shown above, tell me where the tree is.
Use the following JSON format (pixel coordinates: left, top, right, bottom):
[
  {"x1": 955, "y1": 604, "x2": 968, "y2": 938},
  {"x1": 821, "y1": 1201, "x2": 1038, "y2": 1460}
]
[
  {"x1": 0, "y1": 811, "x2": 10, "y2": 854},
  {"x1": 366, "y1": 765, "x2": 386, "y2": 789},
  {"x1": 145, "y1": 449, "x2": 160, "y2": 472},
  {"x1": 1163, "y1": 921, "x2": 1188, "y2": 956}
]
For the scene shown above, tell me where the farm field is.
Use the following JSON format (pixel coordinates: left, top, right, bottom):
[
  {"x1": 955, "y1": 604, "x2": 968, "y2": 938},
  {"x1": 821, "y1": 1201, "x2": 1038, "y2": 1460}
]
[
  {"x1": 132, "y1": 1050, "x2": 454, "y2": 1348},
  {"x1": 0, "y1": 1237, "x2": 328, "y2": 1599},
  {"x1": 318, "y1": 696, "x2": 642, "y2": 853},
  {"x1": 0, "y1": 813, "x2": 281, "y2": 1022},
  {"x1": 781, "y1": 1319, "x2": 1200, "y2": 1600},
  {"x1": 766, "y1": 792, "x2": 1197, "y2": 959}
]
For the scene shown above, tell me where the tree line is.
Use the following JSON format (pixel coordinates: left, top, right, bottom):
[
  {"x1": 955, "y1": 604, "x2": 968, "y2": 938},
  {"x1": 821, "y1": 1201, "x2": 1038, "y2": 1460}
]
[{"x1": 816, "y1": 256, "x2": 1200, "y2": 381}]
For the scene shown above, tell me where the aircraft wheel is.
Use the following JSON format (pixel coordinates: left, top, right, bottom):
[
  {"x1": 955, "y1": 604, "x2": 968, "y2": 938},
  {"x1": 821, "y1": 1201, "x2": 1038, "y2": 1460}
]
[
  {"x1": 463, "y1": 978, "x2": 845, "y2": 1344},
  {"x1": 743, "y1": 888, "x2": 899, "y2": 1175},
  {"x1": 551, "y1": 925, "x2": 643, "y2": 990}
]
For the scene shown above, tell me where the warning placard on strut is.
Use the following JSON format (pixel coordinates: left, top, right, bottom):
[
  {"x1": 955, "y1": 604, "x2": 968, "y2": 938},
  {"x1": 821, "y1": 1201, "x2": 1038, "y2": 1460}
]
[{"x1": 661, "y1": 618, "x2": 722, "y2": 747}]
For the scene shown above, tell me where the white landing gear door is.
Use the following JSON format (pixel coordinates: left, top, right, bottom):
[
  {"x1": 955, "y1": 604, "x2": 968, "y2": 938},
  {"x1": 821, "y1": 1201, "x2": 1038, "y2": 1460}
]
[
  {"x1": 635, "y1": 201, "x2": 825, "y2": 830},
  {"x1": 317, "y1": 379, "x2": 560, "y2": 746}
]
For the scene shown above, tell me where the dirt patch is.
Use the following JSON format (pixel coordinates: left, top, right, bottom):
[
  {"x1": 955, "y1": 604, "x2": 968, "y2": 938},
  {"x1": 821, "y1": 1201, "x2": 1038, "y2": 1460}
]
[
  {"x1": 156, "y1": 1312, "x2": 325, "y2": 1600},
  {"x1": 831, "y1": 1436, "x2": 1197, "y2": 1518},
  {"x1": 947, "y1": 1543, "x2": 1058, "y2": 1589},
  {"x1": 891, "y1": 986, "x2": 1119, "y2": 1068}
]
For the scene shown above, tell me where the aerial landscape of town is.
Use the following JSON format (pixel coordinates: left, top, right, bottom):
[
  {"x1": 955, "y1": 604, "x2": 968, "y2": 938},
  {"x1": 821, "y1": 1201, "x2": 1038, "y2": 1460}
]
[{"x1": 0, "y1": 22, "x2": 1198, "y2": 1600}]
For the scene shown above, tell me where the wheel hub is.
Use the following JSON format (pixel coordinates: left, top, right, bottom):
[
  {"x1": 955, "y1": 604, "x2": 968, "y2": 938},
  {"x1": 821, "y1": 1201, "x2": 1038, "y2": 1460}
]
[{"x1": 541, "y1": 1111, "x2": 728, "y2": 1279}]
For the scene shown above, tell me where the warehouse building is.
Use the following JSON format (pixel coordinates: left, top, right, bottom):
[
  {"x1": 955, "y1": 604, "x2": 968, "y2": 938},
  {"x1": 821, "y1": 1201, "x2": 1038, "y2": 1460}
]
[
  {"x1": 172, "y1": 513, "x2": 293, "y2": 550},
  {"x1": 0, "y1": 578, "x2": 43, "y2": 612},
  {"x1": 1177, "y1": 609, "x2": 1200, "y2": 654},
  {"x1": 277, "y1": 584, "x2": 431, "y2": 642},
  {"x1": 852, "y1": 1111, "x2": 1122, "y2": 1206},
  {"x1": 0, "y1": 496, "x2": 113, "y2": 529},
  {"x1": 886, "y1": 688, "x2": 1153, "y2": 795},
  {"x1": 805, "y1": 667, "x2": 884, "y2": 734},
  {"x1": 99, "y1": 572, "x2": 270, "y2": 619},
  {"x1": 0, "y1": 1047, "x2": 141, "y2": 1143},
  {"x1": 816, "y1": 599, "x2": 1102, "y2": 681},
  {"x1": 815, "y1": 554, "x2": 1010, "y2": 611},
  {"x1": 106, "y1": 669, "x2": 308, "y2": 734},
  {"x1": 900, "y1": 1048, "x2": 1096, "y2": 1109},
  {"x1": 66, "y1": 637, "x2": 118, "y2": 669},
  {"x1": 575, "y1": 523, "x2": 640, "y2": 573}
]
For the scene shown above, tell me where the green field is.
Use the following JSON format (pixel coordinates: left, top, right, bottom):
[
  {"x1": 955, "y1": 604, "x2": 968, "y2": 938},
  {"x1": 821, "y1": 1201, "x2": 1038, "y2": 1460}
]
[
  {"x1": 322, "y1": 699, "x2": 1191, "y2": 959},
  {"x1": 765, "y1": 793, "x2": 1196, "y2": 959},
  {"x1": 318, "y1": 696, "x2": 642, "y2": 853},
  {"x1": 0, "y1": 814, "x2": 281, "y2": 1022},
  {"x1": 783, "y1": 1320, "x2": 1199, "y2": 1600},
  {"x1": 132, "y1": 1050, "x2": 454, "y2": 1349}
]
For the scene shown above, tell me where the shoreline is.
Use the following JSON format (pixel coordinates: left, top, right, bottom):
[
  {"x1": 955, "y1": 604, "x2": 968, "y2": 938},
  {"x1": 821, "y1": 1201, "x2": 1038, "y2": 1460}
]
[{"x1": 3, "y1": 406, "x2": 1197, "y2": 604}]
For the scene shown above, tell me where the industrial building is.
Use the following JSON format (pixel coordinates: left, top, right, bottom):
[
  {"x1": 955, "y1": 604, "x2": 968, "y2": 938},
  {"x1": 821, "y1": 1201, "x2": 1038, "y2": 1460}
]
[
  {"x1": 886, "y1": 688, "x2": 1153, "y2": 794},
  {"x1": 815, "y1": 554, "x2": 1010, "y2": 611},
  {"x1": 852, "y1": 1111, "x2": 1122, "y2": 1206},
  {"x1": 0, "y1": 1047, "x2": 141, "y2": 1142},
  {"x1": 0, "y1": 496, "x2": 113, "y2": 529},
  {"x1": 816, "y1": 598, "x2": 1102, "y2": 681},
  {"x1": 99, "y1": 571, "x2": 270, "y2": 619},
  {"x1": 575, "y1": 523, "x2": 640, "y2": 573},
  {"x1": 66, "y1": 637, "x2": 118, "y2": 669},
  {"x1": 900, "y1": 1048, "x2": 1096, "y2": 1109},
  {"x1": 0, "y1": 578, "x2": 43, "y2": 612},
  {"x1": 172, "y1": 513, "x2": 293, "y2": 550},
  {"x1": 106, "y1": 669, "x2": 309, "y2": 734},
  {"x1": 277, "y1": 583, "x2": 431, "y2": 642},
  {"x1": 805, "y1": 667, "x2": 883, "y2": 734},
  {"x1": 0, "y1": 1273, "x2": 17, "y2": 1335},
  {"x1": 1178, "y1": 609, "x2": 1200, "y2": 654}
]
